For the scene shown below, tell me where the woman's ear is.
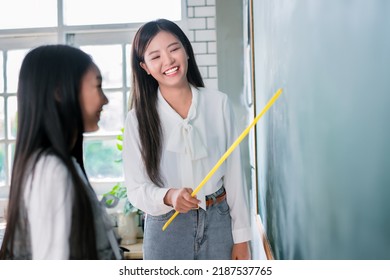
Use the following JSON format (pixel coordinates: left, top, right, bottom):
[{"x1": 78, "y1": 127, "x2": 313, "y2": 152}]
[{"x1": 140, "y1": 62, "x2": 150, "y2": 75}]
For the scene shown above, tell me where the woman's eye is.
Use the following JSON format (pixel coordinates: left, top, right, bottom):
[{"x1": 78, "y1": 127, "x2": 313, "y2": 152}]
[
  {"x1": 171, "y1": 48, "x2": 179, "y2": 52},
  {"x1": 151, "y1": 56, "x2": 160, "y2": 60}
]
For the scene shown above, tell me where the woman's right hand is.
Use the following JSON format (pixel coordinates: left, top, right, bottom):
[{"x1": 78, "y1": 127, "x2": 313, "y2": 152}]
[{"x1": 164, "y1": 188, "x2": 200, "y2": 213}]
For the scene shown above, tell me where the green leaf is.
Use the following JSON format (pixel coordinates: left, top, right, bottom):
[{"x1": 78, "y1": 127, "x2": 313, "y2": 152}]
[{"x1": 123, "y1": 199, "x2": 136, "y2": 215}]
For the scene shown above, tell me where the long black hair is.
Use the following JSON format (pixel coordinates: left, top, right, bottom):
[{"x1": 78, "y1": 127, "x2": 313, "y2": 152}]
[
  {"x1": 0, "y1": 45, "x2": 98, "y2": 259},
  {"x1": 130, "y1": 19, "x2": 204, "y2": 186}
]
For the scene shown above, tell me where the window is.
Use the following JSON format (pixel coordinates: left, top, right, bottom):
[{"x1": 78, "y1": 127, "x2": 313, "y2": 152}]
[
  {"x1": 0, "y1": 0, "x2": 184, "y2": 197},
  {"x1": 0, "y1": 0, "x2": 57, "y2": 30},
  {"x1": 63, "y1": 0, "x2": 181, "y2": 26},
  {"x1": 78, "y1": 42, "x2": 129, "y2": 187}
]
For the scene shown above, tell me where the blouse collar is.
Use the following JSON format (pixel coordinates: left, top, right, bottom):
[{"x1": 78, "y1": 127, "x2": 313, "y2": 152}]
[{"x1": 159, "y1": 86, "x2": 208, "y2": 160}]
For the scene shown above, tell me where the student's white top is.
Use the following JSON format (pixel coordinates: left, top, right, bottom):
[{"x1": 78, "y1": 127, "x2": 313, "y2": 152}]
[
  {"x1": 23, "y1": 154, "x2": 74, "y2": 259},
  {"x1": 123, "y1": 86, "x2": 252, "y2": 243},
  {"x1": 23, "y1": 154, "x2": 121, "y2": 259}
]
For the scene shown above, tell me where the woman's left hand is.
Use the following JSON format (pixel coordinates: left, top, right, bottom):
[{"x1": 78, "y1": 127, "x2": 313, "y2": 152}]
[{"x1": 231, "y1": 242, "x2": 251, "y2": 260}]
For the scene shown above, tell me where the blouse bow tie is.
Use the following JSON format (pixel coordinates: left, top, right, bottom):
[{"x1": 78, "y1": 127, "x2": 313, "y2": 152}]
[{"x1": 166, "y1": 120, "x2": 208, "y2": 160}]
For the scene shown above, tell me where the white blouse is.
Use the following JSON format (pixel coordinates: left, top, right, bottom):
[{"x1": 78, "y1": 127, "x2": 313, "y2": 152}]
[
  {"x1": 23, "y1": 154, "x2": 121, "y2": 259},
  {"x1": 123, "y1": 86, "x2": 251, "y2": 243},
  {"x1": 23, "y1": 154, "x2": 74, "y2": 259}
]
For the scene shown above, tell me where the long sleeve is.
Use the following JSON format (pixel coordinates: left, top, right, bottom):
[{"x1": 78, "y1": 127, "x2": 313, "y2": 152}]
[
  {"x1": 24, "y1": 155, "x2": 73, "y2": 259},
  {"x1": 222, "y1": 97, "x2": 252, "y2": 243},
  {"x1": 123, "y1": 111, "x2": 172, "y2": 216}
]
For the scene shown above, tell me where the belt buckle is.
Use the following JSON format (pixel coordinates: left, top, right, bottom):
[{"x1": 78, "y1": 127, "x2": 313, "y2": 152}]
[{"x1": 206, "y1": 189, "x2": 225, "y2": 207}]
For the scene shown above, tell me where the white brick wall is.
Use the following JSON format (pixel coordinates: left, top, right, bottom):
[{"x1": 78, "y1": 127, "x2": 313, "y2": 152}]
[
  {"x1": 192, "y1": 42, "x2": 207, "y2": 54},
  {"x1": 188, "y1": 0, "x2": 206, "y2": 6},
  {"x1": 207, "y1": 41, "x2": 216, "y2": 53},
  {"x1": 206, "y1": 17, "x2": 216, "y2": 29},
  {"x1": 186, "y1": 0, "x2": 218, "y2": 89},
  {"x1": 188, "y1": 18, "x2": 206, "y2": 30}
]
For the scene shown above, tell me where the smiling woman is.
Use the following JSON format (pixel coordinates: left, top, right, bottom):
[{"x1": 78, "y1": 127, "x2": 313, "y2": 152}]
[
  {"x1": 140, "y1": 31, "x2": 190, "y2": 104},
  {"x1": 123, "y1": 19, "x2": 252, "y2": 260}
]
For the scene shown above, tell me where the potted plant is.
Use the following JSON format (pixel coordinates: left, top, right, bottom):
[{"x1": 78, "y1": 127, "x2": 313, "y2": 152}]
[
  {"x1": 102, "y1": 182, "x2": 135, "y2": 215},
  {"x1": 102, "y1": 183, "x2": 139, "y2": 245}
]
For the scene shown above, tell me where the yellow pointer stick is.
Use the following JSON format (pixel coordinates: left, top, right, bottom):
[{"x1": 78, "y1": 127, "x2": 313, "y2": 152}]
[{"x1": 162, "y1": 88, "x2": 283, "y2": 231}]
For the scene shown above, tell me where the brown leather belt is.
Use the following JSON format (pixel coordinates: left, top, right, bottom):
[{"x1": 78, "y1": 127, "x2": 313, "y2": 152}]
[{"x1": 206, "y1": 190, "x2": 226, "y2": 207}]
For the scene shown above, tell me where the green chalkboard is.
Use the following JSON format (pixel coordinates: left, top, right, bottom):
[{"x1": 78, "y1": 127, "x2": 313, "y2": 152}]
[{"x1": 252, "y1": 0, "x2": 390, "y2": 259}]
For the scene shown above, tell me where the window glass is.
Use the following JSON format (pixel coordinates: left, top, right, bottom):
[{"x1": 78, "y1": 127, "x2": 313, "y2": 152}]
[
  {"x1": 7, "y1": 96, "x2": 17, "y2": 139},
  {"x1": 8, "y1": 143, "x2": 15, "y2": 184},
  {"x1": 0, "y1": 97, "x2": 4, "y2": 139},
  {"x1": 126, "y1": 44, "x2": 132, "y2": 88},
  {"x1": 0, "y1": 52, "x2": 3, "y2": 93},
  {"x1": 6, "y1": 49, "x2": 29, "y2": 93},
  {"x1": 84, "y1": 139, "x2": 123, "y2": 181},
  {"x1": 0, "y1": 0, "x2": 57, "y2": 30},
  {"x1": 125, "y1": 90, "x2": 131, "y2": 112},
  {"x1": 0, "y1": 144, "x2": 4, "y2": 185},
  {"x1": 64, "y1": 0, "x2": 181, "y2": 25},
  {"x1": 126, "y1": 45, "x2": 132, "y2": 111},
  {"x1": 81, "y1": 45, "x2": 123, "y2": 89},
  {"x1": 98, "y1": 91, "x2": 124, "y2": 132}
]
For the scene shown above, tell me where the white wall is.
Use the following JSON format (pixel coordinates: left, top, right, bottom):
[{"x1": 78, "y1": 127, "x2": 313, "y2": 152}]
[{"x1": 186, "y1": 0, "x2": 219, "y2": 89}]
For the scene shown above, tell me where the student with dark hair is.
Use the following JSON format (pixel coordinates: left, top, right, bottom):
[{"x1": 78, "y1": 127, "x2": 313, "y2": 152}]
[
  {"x1": 123, "y1": 19, "x2": 251, "y2": 260},
  {"x1": 0, "y1": 45, "x2": 121, "y2": 259}
]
